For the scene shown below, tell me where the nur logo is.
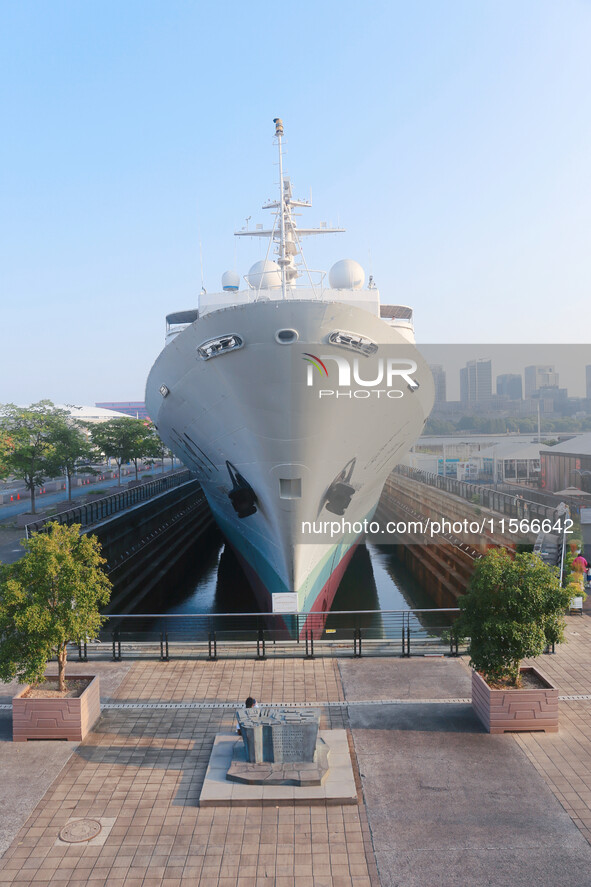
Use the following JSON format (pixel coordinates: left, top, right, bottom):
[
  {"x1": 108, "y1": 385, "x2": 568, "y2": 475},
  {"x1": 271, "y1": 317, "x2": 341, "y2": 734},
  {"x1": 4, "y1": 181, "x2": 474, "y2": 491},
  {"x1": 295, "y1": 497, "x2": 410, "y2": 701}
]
[
  {"x1": 302, "y1": 353, "x2": 329, "y2": 377},
  {"x1": 302, "y1": 352, "x2": 419, "y2": 399}
]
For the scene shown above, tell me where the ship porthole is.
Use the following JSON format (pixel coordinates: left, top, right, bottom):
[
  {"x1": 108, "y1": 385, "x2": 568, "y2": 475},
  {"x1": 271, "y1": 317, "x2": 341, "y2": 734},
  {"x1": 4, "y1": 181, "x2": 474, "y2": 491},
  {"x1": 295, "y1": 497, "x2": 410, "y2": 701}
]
[{"x1": 275, "y1": 328, "x2": 299, "y2": 344}]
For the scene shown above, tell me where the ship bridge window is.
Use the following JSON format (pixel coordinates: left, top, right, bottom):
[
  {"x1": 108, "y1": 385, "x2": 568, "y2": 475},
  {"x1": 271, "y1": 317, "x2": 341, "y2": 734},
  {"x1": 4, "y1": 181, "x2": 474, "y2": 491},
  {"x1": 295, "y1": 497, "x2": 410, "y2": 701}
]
[
  {"x1": 197, "y1": 334, "x2": 243, "y2": 360},
  {"x1": 275, "y1": 328, "x2": 299, "y2": 344},
  {"x1": 328, "y1": 330, "x2": 378, "y2": 356},
  {"x1": 280, "y1": 478, "x2": 302, "y2": 499}
]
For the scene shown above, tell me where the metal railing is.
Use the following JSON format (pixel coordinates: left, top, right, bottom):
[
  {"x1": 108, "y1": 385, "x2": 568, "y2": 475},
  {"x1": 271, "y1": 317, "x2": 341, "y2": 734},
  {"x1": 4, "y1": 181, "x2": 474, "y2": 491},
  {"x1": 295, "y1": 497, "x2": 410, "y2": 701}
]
[
  {"x1": 25, "y1": 470, "x2": 193, "y2": 537},
  {"x1": 395, "y1": 465, "x2": 556, "y2": 522},
  {"x1": 75, "y1": 608, "x2": 467, "y2": 661},
  {"x1": 495, "y1": 482, "x2": 563, "y2": 510}
]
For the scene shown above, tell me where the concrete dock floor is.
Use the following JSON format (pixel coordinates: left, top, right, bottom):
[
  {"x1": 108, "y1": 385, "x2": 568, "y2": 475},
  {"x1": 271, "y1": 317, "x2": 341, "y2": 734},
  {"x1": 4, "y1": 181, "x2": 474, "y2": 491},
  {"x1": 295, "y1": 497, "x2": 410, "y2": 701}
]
[{"x1": 2, "y1": 617, "x2": 591, "y2": 885}]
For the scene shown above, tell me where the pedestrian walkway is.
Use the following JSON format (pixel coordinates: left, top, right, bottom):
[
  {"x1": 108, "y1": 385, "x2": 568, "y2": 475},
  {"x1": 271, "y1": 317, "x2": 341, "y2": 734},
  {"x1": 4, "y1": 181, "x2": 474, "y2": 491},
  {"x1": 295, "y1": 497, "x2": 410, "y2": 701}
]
[
  {"x1": 1, "y1": 618, "x2": 591, "y2": 886},
  {"x1": 518, "y1": 613, "x2": 591, "y2": 846},
  {"x1": 0, "y1": 526, "x2": 26, "y2": 566}
]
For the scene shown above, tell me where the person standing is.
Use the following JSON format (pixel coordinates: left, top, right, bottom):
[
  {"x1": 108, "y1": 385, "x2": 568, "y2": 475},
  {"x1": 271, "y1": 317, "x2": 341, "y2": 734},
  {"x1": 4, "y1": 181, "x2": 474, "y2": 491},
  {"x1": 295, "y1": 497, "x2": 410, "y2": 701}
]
[
  {"x1": 573, "y1": 553, "x2": 589, "y2": 577},
  {"x1": 236, "y1": 696, "x2": 258, "y2": 734}
]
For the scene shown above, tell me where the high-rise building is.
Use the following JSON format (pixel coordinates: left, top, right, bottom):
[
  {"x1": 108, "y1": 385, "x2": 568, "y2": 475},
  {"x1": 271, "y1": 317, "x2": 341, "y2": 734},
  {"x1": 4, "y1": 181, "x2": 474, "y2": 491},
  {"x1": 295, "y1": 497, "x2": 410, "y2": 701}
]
[
  {"x1": 524, "y1": 365, "x2": 559, "y2": 398},
  {"x1": 496, "y1": 373, "x2": 522, "y2": 400},
  {"x1": 586, "y1": 365, "x2": 591, "y2": 400},
  {"x1": 460, "y1": 359, "x2": 492, "y2": 404},
  {"x1": 536, "y1": 387, "x2": 568, "y2": 410},
  {"x1": 429, "y1": 365, "x2": 447, "y2": 403}
]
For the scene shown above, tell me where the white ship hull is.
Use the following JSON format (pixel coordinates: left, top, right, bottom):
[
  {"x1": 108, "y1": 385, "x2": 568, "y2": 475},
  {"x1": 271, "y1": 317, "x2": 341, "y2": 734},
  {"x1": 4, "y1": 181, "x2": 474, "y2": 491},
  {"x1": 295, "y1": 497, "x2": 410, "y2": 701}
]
[{"x1": 146, "y1": 297, "x2": 434, "y2": 625}]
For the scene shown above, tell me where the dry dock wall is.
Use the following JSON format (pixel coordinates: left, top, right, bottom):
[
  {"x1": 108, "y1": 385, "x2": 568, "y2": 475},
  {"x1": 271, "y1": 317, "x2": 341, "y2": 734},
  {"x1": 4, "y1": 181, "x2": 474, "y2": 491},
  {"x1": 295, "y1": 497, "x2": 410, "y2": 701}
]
[
  {"x1": 87, "y1": 480, "x2": 214, "y2": 612},
  {"x1": 376, "y1": 472, "x2": 525, "y2": 606}
]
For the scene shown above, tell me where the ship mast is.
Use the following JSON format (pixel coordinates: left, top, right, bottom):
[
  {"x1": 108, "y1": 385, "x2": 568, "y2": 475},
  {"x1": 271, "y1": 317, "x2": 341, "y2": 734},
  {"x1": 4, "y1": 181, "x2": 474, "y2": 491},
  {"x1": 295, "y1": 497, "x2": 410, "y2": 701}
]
[
  {"x1": 274, "y1": 117, "x2": 288, "y2": 300},
  {"x1": 234, "y1": 119, "x2": 345, "y2": 294}
]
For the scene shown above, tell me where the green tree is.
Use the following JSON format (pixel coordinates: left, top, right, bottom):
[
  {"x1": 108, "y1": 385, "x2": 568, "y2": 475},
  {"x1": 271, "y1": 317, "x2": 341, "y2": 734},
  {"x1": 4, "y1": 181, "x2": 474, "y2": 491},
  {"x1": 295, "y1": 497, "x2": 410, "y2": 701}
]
[
  {"x1": 423, "y1": 418, "x2": 456, "y2": 435},
  {"x1": 455, "y1": 548, "x2": 571, "y2": 686},
  {"x1": 0, "y1": 523, "x2": 111, "y2": 692},
  {"x1": 51, "y1": 417, "x2": 99, "y2": 501},
  {"x1": 145, "y1": 441, "x2": 178, "y2": 474},
  {"x1": 126, "y1": 421, "x2": 162, "y2": 480},
  {"x1": 0, "y1": 401, "x2": 68, "y2": 514},
  {"x1": 0, "y1": 433, "x2": 11, "y2": 477},
  {"x1": 89, "y1": 418, "x2": 161, "y2": 484}
]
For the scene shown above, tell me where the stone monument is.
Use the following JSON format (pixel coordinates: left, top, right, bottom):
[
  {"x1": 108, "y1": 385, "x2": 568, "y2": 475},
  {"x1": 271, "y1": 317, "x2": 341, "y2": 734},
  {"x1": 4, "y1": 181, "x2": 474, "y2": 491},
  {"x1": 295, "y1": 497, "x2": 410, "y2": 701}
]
[{"x1": 227, "y1": 707, "x2": 329, "y2": 786}]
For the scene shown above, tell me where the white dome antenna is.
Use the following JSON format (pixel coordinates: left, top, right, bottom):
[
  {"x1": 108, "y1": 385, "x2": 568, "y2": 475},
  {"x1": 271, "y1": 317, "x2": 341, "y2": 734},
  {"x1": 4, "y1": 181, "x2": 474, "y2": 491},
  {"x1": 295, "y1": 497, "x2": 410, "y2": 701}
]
[
  {"x1": 222, "y1": 270, "x2": 240, "y2": 292},
  {"x1": 246, "y1": 259, "x2": 282, "y2": 290},
  {"x1": 329, "y1": 259, "x2": 365, "y2": 290}
]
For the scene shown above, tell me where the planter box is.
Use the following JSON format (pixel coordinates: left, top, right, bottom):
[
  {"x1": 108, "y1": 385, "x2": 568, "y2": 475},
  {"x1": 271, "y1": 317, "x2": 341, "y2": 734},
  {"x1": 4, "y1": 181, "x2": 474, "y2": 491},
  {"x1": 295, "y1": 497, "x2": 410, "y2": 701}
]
[
  {"x1": 472, "y1": 667, "x2": 558, "y2": 734},
  {"x1": 12, "y1": 674, "x2": 100, "y2": 742},
  {"x1": 17, "y1": 511, "x2": 47, "y2": 528}
]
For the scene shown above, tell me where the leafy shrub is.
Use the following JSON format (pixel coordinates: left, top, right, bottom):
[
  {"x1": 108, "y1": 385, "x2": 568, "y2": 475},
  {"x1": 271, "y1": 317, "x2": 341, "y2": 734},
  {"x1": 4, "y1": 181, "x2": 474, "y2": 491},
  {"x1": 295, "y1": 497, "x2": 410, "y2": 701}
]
[
  {"x1": 0, "y1": 523, "x2": 111, "y2": 691},
  {"x1": 455, "y1": 548, "x2": 571, "y2": 686}
]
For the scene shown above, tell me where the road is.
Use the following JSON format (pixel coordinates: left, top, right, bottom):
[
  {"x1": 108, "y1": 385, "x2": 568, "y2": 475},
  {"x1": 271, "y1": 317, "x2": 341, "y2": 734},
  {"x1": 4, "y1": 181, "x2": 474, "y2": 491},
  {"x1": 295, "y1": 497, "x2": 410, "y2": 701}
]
[{"x1": 0, "y1": 464, "x2": 174, "y2": 521}]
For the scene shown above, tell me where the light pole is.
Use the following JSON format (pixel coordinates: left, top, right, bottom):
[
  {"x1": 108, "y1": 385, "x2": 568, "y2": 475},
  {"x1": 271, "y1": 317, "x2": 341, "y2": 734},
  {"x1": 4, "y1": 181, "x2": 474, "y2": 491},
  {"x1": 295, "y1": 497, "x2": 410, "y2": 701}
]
[{"x1": 492, "y1": 445, "x2": 498, "y2": 490}]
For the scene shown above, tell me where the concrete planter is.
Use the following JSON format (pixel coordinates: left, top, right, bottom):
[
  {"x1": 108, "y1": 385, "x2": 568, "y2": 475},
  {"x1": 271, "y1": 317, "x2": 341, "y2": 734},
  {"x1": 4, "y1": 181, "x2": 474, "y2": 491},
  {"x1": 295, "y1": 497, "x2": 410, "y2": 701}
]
[
  {"x1": 17, "y1": 511, "x2": 47, "y2": 528},
  {"x1": 472, "y1": 667, "x2": 558, "y2": 734},
  {"x1": 12, "y1": 674, "x2": 100, "y2": 742}
]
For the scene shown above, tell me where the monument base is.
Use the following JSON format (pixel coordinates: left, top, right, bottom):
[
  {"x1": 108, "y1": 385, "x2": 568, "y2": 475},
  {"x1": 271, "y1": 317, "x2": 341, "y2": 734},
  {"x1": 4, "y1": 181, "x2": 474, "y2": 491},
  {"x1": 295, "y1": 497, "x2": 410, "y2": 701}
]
[
  {"x1": 199, "y1": 730, "x2": 357, "y2": 807},
  {"x1": 227, "y1": 737, "x2": 329, "y2": 786}
]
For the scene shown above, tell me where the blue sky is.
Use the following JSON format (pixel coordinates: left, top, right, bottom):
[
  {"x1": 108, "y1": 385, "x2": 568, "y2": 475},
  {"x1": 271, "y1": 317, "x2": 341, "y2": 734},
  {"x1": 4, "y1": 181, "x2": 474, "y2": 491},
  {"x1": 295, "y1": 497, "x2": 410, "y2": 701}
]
[{"x1": 1, "y1": 0, "x2": 590, "y2": 404}]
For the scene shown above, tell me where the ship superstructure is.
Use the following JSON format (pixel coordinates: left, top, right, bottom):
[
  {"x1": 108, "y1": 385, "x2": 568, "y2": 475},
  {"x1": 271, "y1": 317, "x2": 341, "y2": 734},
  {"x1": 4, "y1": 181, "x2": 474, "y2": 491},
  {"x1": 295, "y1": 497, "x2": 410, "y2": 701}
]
[{"x1": 146, "y1": 119, "x2": 434, "y2": 627}]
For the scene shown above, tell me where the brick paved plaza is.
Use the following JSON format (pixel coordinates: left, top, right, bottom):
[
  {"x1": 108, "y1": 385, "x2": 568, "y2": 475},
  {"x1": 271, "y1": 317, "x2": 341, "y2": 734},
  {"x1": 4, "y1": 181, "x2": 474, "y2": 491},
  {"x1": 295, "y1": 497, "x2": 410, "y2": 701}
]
[{"x1": 2, "y1": 616, "x2": 591, "y2": 886}]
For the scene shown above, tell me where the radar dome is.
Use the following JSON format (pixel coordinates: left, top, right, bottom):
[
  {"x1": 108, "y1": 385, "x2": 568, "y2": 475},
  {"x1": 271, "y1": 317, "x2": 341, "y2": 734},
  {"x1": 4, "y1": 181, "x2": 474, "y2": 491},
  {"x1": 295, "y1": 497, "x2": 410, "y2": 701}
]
[
  {"x1": 222, "y1": 270, "x2": 240, "y2": 292},
  {"x1": 329, "y1": 259, "x2": 365, "y2": 290},
  {"x1": 247, "y1": 259, "x2": 282, "y2": 290}
]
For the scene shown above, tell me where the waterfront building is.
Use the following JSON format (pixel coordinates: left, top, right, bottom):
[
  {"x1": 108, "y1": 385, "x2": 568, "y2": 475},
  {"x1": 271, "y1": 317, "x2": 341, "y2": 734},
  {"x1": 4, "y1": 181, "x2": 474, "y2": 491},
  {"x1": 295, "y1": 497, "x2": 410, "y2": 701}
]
[
  {"x1": 429, "y1": 364, "x2": 447, "y2": 403},
  {"x1": 540, "y1": 433, "x2": 591, "y2": 492},
  {"x1": 96, "y1": 401, "x2": 149, "y2": 420},
  {"x1": 524, "y1": 365, "x2": 559, "y2": 398},
  {"x1": 478, "y1": 440, "x2": 550, "y2": 484},
  {"x1": 61, "y1": 405, "x2": 135, "y2": 423},
  {"x1": 496, "y1": 373, "x2": 522, "y2": 400},
  {"x1": 460, "y1": 359, "x2": 492, "y2": 404},
  {"x1": 534, "y1": 386, "x2": 568, "y2": 413}
]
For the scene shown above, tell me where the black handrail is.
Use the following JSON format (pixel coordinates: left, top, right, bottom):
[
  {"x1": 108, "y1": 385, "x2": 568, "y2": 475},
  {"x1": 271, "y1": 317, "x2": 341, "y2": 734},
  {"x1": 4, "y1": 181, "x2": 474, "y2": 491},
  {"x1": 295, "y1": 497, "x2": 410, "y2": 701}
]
[
  {"x1": 393, "y1": 465, "x2": 556, "y2": 521},
  {"x1": 76, "y1": 607, "x2": 468, "y2": 660},
  {"x1": 24, "y1": 470, "x2": 193, "y2": 537}
]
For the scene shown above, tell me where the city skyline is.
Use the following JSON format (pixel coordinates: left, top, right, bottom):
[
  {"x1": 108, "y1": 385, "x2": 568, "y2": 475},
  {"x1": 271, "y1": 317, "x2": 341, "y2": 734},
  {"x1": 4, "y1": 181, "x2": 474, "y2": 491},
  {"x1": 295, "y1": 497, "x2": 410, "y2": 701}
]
[
  {"x1": 24, "y1": 347, "x2": 590, "y2": 412},
  {"x1": 81, "y1": 351, "x2": 591, "y2": 411},
  {"x1": 422, "y1": 345, "x2": 589, "y2": 403}
]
